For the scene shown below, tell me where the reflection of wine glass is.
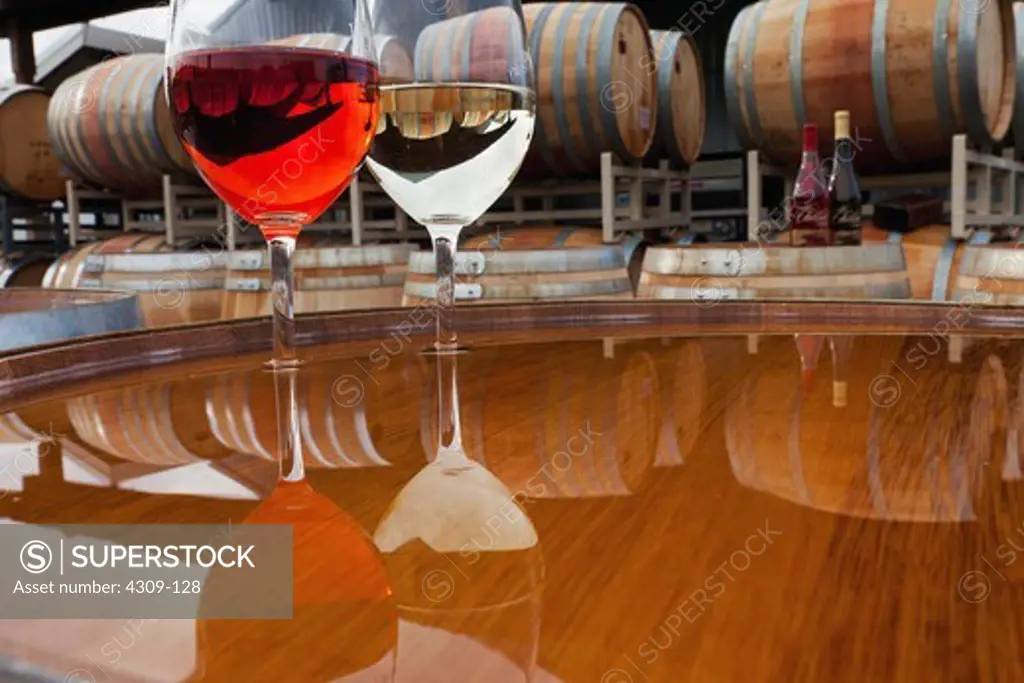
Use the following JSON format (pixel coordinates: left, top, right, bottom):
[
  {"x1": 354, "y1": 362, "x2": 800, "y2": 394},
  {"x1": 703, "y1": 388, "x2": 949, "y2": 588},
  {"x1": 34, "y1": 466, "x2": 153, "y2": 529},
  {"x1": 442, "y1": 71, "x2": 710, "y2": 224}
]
[
  {"x1": 374, "y1": 460, "x2": 544, "y2": 682},
  {"x1": 166, "y1": 0, "x2": 380, "y2": 483},
  {"x1": 366, "y1": 1, "x2": 535, "y2": 349},
  {"x1": 374, "y1": 350, "x2": 543, "y2": 681},
  {"x1": 193, "y1": 482, "x2": 397, "y2": 681}
]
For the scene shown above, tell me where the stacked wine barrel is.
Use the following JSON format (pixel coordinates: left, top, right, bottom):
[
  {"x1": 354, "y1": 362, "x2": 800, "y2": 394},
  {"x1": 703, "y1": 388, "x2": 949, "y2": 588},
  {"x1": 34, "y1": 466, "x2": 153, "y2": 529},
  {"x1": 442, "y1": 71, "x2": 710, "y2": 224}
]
[
  {"x1": 414, "y1": 3, "x2": 705, "y2": 174},
  {"x1": 726, "y1": 0, "x2": 1015, "y2": 171},
  {"x1": 48, "y1": 54, "x2": 197, "y2": 194},
  {"x1": 0, "y1": 86, "x2": 65, "y2": 201}
]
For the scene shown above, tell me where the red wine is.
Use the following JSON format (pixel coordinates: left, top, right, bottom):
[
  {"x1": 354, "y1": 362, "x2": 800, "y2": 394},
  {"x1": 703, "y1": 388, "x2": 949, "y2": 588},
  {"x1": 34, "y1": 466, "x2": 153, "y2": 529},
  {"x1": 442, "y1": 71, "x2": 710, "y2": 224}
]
[
  {"x1": 828, "y1": 110, "x2": 863, "y2": 246},
  {"x1": 170, "y1": 47, "x2": 379, "y2": 235},
  {"x1": 790, "y1": 123, "x2": 830, "y2": 247}
]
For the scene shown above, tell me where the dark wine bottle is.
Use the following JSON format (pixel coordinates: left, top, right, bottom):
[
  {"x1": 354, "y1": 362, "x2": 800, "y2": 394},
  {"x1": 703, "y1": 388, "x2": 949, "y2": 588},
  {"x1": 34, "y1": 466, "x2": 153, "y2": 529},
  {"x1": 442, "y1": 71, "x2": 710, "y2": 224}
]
[
  {"x1": 790, "y1": 123, "x2": 830, "y2": 246},
  {"x1": 827, "y1": 110, "x2": 863, "y2": 246}
]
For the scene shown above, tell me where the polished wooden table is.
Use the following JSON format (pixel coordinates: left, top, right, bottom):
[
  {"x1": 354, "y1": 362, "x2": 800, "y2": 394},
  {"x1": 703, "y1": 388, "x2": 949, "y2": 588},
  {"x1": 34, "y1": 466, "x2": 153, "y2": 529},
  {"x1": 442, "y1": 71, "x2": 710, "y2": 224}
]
[{"x1": 0, "y1": 301, "x2": 1022, "y2": 683}]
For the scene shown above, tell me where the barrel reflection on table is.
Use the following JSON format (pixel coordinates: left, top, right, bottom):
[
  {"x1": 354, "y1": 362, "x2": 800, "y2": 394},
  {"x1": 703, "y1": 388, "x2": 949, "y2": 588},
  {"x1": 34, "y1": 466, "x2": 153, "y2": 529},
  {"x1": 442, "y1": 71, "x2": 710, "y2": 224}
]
[
  {"x1": 192, "y1": 482, "x2": 397, "y2": 682},
  {"x1": 205, "y1": 357, "x2": 423, "y2": 469},
  {"x1": 420, "y1": 342, "x2": 660, "y2": 498},
  {"x1": 725, "y1": 335, "x2": 999, "y2": 521},
  {"x1": 67, "y1": 380, "x2": 232, "y2": 467}
]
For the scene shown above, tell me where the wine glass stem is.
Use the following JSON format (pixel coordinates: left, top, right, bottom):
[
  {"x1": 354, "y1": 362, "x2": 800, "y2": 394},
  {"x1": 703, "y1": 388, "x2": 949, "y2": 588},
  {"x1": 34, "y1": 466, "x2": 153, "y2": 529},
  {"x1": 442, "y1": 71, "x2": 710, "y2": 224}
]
[
  {"x1": 429, "y1": 227, "x2": 459, "y2": 350},
  {"x1": 436, "y1": 350, "x2": 467, "y2": 464},
  {"x1": 266, "y1": 231, "x2": 304, "y2": 482},
  {"x1": 269, "y1": 234, "x2": 298, "y2": 363}
]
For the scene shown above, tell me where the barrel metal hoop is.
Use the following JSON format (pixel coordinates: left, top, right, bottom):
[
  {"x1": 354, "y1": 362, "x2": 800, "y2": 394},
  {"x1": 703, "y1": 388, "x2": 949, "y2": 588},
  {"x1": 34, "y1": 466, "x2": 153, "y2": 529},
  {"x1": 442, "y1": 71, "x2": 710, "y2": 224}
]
[
  {"x1": 887, "y1": 231, "x2": 904, "y2": 244},
  {"x1": 619, "y1": 233, "x2": 645, "y2": 262},
  {"x1": 71, "y1": 70, "x2": 108, "y2": 188},
  {"x1": 871, "y1": 0, "x2": 909, "y2": 163},
  {"x1": 551, "y1": 4, "x2": 586, "y2": 172},
  {"x1": 553, "y1": 226, "x2": 576, "y2": 248},
  {"x1": 931, "y1": 238, "x2": 961, "y2": 300},
  {"x1": 411, "y1": 245, "x2": 626, "y2": 273},
  {"x1": 969, "y1": 230, "x2": 993, "y2": 245},
  {"x1": 956, "y1": 5, "x2": 991, "y2": 145},
  {"x1": 115, "y1": 57, "x2": 158, "y2": 178},
  {"x1": 528, "y1": 3, "x2": 559, "y2": 173},
  {"x1": 438, "y1": 17, "x2": 454, "y2": 81},
  {"x1": 724, "y1": 4, "x2": 755, "y2": 149},
  {"x1": 140, "y1": 58, "x2": 178, "y2": 175},
  {"x1": 789, "y1": 0, "x2": 810, "y2": 128},
  {"x1": 459, "y1": 12, "x2": 479, "y2": 80},
  {"x1": 676, "y1": 233, "x2": 698, "y2": 245},
  {"x1": 932, "y1": 0, "x2": 956, "y2": 140},
  {"x1": 653, "y1": 31, "x2": 679, "y2": 164},
  {"x1": 741, "y1": 2, "x2": 768, "y2": 149},
  {"x1": 98, "y1": 57, "x2": 131, "y2": 184},
  {"x1": 575, "y1": 2, "x2": 606, "y2": 169},
  {"x1": 597, "y1": 4, "x2": 635, "y2": 164}
]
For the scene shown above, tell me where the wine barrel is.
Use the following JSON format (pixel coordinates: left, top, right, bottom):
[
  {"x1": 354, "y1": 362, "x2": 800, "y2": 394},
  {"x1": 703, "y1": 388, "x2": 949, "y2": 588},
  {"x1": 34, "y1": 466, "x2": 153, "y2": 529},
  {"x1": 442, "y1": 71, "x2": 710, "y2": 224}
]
[
  {"x1": 637, "y1": 243, "x2": 911, "y2": 300},
  {"x1": 79, "y1": 251, "x2": 227, "y2": 327},
  {"x1": 0, "y1": 254, "x2": 53, "y2": 288},
  {"x1": 419, "y1": 342, "x2": 659, "y2": 497},
  {"x1": 48, "y1": 54, "x2": 195, "y2": 194},
  {"x1": 725, "y1": 335, "x2": 993, "y2": 520},
  {"x1": 414, "y1": 3, "x2": 657, "y2": 175},
  {"x1": 42, "y1": 234, "x2": 174, "y2": 289},
  {"x1": 463, "y1": 225, "x2": 648, "y2": 286},
  {"x1": 0, "y1": 86, "x2": 64, "y2": 200},
  {"x1": 403, "y1": 243, "x2": 634, "y2": 305},
  {"x1": 66, "y1": 380, "x2": 232, "y2": 467},
  {"x1": 725, "y1": 0, "x2": 1015, "y2": 171},
  {"x1": 862, "y1": 225, "x2": 1024, "y2": 303},
  {"x1": 205, "y1": 357, "x2": 423, "y2": 469},
  {"x1": 221, "y1": 244, "x2": 414, "y2": 319},
  {"x1": 644, "y1": 30, "x2": 705, "y2": 167}
]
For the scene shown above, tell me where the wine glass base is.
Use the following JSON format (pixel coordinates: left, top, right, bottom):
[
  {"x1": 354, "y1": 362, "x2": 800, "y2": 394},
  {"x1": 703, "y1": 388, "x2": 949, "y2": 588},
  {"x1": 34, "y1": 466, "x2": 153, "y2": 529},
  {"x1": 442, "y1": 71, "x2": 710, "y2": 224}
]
[
  {"x1": 263, "y1": 358, "x2": 304, "y2": 372},
  {"x1": 421, "y1": 344, "x2": 471, "y2": 357}
]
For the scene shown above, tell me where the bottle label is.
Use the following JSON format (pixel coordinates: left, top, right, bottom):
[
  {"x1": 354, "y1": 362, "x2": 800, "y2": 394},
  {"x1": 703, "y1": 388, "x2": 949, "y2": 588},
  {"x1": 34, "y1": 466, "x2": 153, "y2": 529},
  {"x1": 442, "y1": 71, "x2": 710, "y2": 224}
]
[{"x1": 832, "y1": 206, "x2": 862, "y2": 246}]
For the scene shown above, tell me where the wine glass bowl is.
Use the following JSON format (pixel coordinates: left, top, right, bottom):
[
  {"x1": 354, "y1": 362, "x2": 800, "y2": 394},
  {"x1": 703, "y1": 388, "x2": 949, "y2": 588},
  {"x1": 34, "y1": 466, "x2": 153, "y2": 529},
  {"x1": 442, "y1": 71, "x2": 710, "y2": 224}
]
[
  {"x1": 167, "y1": 1, "x2": 379, "y2": 232},
  {"x1": 366, "y1": 0, "x2": 536, "y2": 348}
]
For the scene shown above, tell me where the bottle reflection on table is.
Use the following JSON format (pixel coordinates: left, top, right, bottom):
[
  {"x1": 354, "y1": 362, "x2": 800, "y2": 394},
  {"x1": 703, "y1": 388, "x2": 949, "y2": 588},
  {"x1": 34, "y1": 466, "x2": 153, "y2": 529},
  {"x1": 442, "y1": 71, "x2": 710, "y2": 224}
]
[{"x1": 191, "y1": 481, "x2": 397, "y2": 682}]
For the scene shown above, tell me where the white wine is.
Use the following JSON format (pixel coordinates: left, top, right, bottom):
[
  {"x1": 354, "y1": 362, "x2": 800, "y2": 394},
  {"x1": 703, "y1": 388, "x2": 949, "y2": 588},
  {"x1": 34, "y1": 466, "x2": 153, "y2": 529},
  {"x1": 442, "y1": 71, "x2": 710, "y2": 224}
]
[{"x1": 366, "y1": 83, "x2": 535, "y2": 228}]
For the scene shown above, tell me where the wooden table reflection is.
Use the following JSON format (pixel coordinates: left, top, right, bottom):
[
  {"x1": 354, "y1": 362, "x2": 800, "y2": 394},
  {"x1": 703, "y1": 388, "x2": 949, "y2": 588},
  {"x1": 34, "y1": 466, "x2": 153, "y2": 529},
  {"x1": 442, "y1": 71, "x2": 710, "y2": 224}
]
[{"x1": 0, "y1": 330, "x2": 1022, "y2": 681}]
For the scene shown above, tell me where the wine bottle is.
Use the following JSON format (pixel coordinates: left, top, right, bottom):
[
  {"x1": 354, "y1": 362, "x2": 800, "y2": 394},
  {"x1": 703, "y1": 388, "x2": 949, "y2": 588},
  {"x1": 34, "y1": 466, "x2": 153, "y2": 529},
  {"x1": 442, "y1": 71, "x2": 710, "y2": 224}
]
[
  {"x1": 828, "y1": 110, "x2": 863, "y2": 246},
  {"x1": 790, "y1": 123, "x2": 830, "y2": 247}
]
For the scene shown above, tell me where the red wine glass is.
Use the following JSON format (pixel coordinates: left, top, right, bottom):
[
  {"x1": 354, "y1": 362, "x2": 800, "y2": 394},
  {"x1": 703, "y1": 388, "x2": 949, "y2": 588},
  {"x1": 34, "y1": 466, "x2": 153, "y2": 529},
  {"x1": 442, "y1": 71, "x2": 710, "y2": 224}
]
[{"x1": 166, "y1": 0, "x2": 379, "y2": 483}]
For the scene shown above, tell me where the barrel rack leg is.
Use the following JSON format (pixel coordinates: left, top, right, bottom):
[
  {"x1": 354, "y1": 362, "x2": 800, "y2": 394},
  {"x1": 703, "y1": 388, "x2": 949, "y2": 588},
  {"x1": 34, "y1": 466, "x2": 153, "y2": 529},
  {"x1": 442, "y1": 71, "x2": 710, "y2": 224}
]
[
  {"x1": 601, "y1": 152, "x2": 616, "y2": 243},
  {"x1": 66, "y1": 180, "x2": 80, "y2": 247},
  {"x1": 162, "y1": 175, "x2": 176, "y2": 246}
]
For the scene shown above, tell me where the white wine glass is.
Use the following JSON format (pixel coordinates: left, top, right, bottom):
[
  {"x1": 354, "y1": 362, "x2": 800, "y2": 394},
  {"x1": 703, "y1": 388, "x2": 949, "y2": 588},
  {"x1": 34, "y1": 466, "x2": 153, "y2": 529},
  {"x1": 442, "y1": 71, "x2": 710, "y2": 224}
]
[
  {"x1": 366, "y1": 0, "x2": 536, "y2": 352},
  {"x1": 166, "y1": 0, "x2": 379, "y2": 483}
]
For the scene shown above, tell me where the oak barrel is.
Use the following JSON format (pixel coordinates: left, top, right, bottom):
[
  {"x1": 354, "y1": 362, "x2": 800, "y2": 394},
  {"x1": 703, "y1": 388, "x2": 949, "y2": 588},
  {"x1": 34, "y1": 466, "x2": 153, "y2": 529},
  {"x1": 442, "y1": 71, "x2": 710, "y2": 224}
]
[
  {"x1": 66, "y1": 380, "x2": 232, "y2": 467},
  {"x1": 221, "y1": 244, "x2": 414, "y2": 319},
  {"x1": 403, "y1": 244, "x2": 634, "y2": 305},
  {"x1": 415, "y1": 3, "x2": 657, "y2": 174},
  {"x1": 637, "y1": 243, "x2": 911, "y2": 300},
  {"x1": 419, "y1": 342, "x2": 659, "y2": 497},
  {"x1": 0, "y1": 254, "x2": 53, "y2": 288},
  {"x1": 725, "y1": 335, "x2": 993, "y2": 520},
  {"x1": 862, "y1": 224, "x2": 1024, "y2": 303},
  {"x1": 725, "y1": 0, "x2": 1015, "y2": 171},
  {"x1": 0, "y1": 86, "x2": 64, "y2": 200},
  {"x1": 48, "y1": 54, "x2": 196, "y2": 193},
  {"x1": 644, "y1": 30, "x2": 705, "y2": 167},
  {"x1": 205, "y1": 358, "x2": 423, "y2": 469},
  {"x1": 79, "y1": 251, "x2": 227, "y2": 327},
  {"x1": 463, "y1": 225, "x2": 647, "y2": 286},
  {"x1": 42, "y1": 234, "x2": 174, "y2": 289}
]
